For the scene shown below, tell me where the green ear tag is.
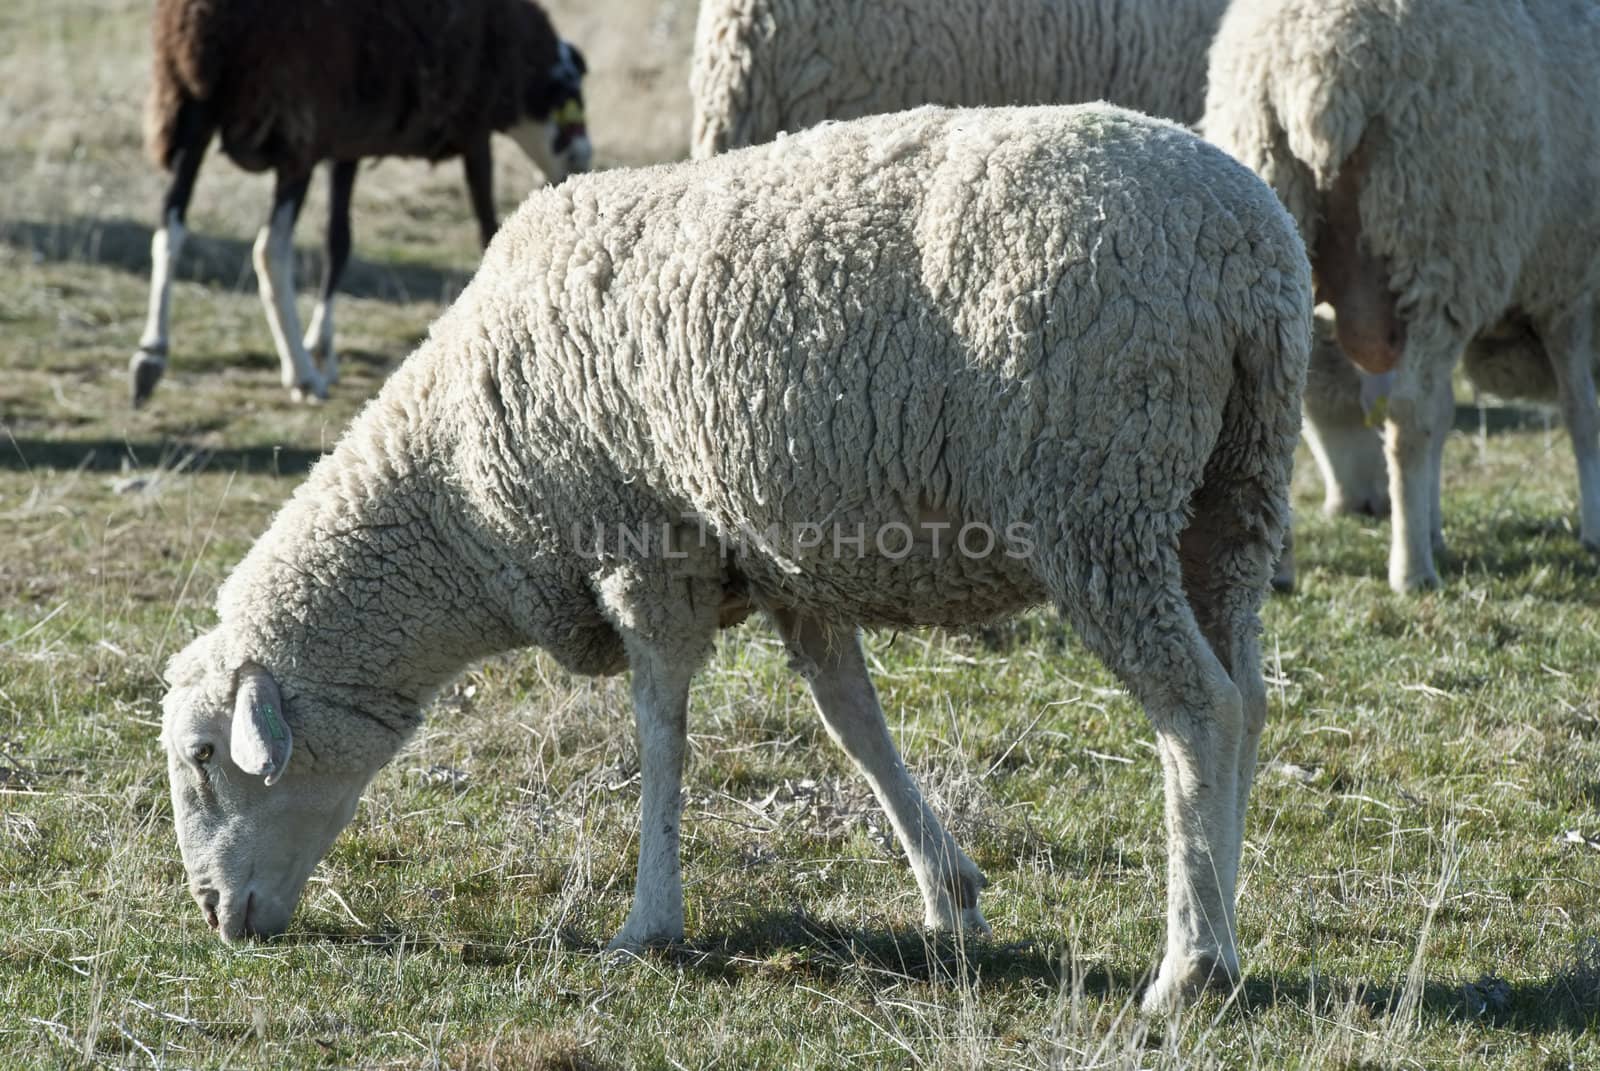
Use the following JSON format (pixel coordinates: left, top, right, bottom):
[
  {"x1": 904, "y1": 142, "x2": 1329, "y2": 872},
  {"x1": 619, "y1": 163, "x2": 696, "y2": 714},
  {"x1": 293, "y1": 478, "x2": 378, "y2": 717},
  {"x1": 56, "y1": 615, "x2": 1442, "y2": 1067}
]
[
  {"x1": 1364, "y1": 394, "x2": 1390, "y2": 429},
  {"x1": 261, "y1": 702, "x2": 287, "y2": 742}
]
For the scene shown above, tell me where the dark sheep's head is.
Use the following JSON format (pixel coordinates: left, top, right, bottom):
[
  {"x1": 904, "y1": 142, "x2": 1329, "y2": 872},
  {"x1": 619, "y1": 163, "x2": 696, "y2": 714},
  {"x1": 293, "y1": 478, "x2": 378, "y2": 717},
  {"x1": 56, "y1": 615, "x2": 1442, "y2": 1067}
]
[{"x1": 509, "y1": 40, "x2": 592, "y2": 183}]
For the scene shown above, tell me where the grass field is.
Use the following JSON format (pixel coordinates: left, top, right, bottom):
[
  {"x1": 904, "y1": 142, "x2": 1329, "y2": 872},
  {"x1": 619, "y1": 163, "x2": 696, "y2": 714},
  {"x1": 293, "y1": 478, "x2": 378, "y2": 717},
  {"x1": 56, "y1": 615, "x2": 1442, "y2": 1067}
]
[{"x1": 4, "y1": 2, "x2": 1600, "y2": 1068}]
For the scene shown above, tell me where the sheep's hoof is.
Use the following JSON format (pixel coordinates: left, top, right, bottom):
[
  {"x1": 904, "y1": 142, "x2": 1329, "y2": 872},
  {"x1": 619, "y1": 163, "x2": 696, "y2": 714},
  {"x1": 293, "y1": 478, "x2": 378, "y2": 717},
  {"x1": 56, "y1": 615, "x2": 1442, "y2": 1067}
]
[
  {"x1": 289, "y1": 379, "x2": 329, "y2": 405},
  {"x1": 1390, "y1": 567, "x2": 1441, "y2": 594},
  {"x1": 603, "y1": 924, "x2": 681, "y2": 967},
  {"x1": 923, "y1": 860, "x2": 992, "y2": 936},
  {"x1": 1140, "y1": 951, "x2": 1240, "y2": 1015},
  {"x1": 928, "y1": 905, "x2": 991, "y2": 937},
  {"x1": 129, "y1": 347, "x2": 167, "y2": 408},
  {"x1": 305, "y1": 337, "x2": 341, "y2": 386}
]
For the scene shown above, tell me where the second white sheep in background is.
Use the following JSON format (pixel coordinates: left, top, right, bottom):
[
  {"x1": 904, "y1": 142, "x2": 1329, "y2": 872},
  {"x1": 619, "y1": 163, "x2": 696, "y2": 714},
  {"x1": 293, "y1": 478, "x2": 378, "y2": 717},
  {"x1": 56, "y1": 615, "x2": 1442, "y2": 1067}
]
[
  {"x1": 689, "y1": 0, "x2": 1228, "y2": 157},
  {"x1": 1205, "y1": 0, "x2": 1600, "y2": 592}
]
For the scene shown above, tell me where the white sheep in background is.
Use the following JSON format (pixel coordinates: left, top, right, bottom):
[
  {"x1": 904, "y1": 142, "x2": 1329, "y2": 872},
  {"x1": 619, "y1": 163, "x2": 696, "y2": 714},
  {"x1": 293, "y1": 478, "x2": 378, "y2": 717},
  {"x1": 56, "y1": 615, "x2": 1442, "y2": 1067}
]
[
  {"x1": 1270, "y1": 314, "x2": 1390, "y2": 590},
  {"x1": 1204, "y1": 0, "x2": 1600, "y2": 592},
  {"x1": 133, "y1": 0, "x2": 592, "y2": 406},
  {"x1": 158, "y1": 104, "x2": 1312, "y2": 1012},
  {"x1": 689, "y1": 0, "x2": 1228, "y2": 157}
]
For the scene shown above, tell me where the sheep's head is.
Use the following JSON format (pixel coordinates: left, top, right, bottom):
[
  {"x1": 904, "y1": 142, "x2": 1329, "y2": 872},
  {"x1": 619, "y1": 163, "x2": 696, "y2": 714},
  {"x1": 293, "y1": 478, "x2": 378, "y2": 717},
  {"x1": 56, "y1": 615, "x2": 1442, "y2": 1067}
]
[
  {"x1": 509, "y1": 40, "x2": 592, "y2": 184},
  {"x1": 159, "y1": 634, "x2": 387, "y2": 943}
]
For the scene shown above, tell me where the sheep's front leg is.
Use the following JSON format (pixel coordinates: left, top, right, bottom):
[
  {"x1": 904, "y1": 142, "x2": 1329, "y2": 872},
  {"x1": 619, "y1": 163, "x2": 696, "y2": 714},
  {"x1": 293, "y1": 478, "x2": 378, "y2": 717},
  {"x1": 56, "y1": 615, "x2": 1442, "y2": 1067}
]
[
  {"x1": 131, "y1": 99, "x2": 211, "y2": 407},
  {"x1": 1542, "y1": 309, "x2": 1600, "y2": 549},
  {"x1": 608, "y1": 637, "x2": 698, "y2": 953},
  {"x1": 253, "y1": 171, "x2": 327, "y2": 403},
  {"x1": 769, "y1": 609, "x2": 989, "y2": 934}
]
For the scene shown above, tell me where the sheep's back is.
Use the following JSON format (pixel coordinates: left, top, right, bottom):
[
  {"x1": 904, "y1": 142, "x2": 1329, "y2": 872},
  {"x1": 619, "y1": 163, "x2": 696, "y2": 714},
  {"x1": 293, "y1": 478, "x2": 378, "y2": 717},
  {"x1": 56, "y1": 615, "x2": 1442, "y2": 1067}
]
[{"x1": 461, "y1": 106, "x2": 1308, "y2": 624}]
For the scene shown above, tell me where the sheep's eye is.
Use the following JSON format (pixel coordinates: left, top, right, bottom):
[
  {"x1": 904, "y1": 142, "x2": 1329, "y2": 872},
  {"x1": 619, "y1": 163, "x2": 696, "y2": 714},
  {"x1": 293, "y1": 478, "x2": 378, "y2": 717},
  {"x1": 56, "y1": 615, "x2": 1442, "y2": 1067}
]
[{"x1": 191, "y1": 743, "x2": 214, "y2": 764}]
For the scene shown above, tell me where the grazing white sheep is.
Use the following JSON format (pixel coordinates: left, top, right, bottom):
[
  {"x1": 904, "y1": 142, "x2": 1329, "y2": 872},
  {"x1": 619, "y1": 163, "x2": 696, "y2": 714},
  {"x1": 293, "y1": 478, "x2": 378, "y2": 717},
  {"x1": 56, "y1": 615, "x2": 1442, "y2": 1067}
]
[
  {"x1": 133, "y1": 0, "x2": 592, "y2": 406},
  {"x1": 159, "y1": 104, "x2": 1311, "y2": 1011},
  {"x1": 1204, "y1": 0, "x2": 1600, "y2": 592},
  {"x1": 689, "y1": 0, "x2": 1228, "y2": 157}
]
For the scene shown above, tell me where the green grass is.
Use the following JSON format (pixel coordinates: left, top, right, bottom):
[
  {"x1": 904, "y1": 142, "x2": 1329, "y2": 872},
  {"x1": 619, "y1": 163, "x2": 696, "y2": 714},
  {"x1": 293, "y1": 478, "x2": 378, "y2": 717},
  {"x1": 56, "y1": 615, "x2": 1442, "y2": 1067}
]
[{"x1": 4, "y1": 2, "x2": 1600, "y2": 1067}]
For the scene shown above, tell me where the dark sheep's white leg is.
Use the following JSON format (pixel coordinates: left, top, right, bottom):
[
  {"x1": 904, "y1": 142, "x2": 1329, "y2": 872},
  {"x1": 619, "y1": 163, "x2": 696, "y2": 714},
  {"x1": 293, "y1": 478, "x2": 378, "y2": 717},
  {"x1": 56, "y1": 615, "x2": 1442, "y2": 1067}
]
[
  {"x1": 252, "y1": 172, "x2": 325, "y2": 402},
  {"x1": 1383, "y1": 368, "x2": 1456, "y2": 592},
  {"x1": 134, "y1": 209, "x2": 186, "y2": 400},
  {"x1": 303, "y1": 161, "x2": 357, "y2": 386},
  {"x1": 769, "y1": 610, "x2": 989, "y2": 934},
  {"x1": 300, "y1": 299, "x2": 336, "y2": 386},
  {"x1": 132, "y1": 100, "x2": 210, "y2": 407},
  {"x1": 1543, "y1": 310, "x2": 1600, "y2": 549}
]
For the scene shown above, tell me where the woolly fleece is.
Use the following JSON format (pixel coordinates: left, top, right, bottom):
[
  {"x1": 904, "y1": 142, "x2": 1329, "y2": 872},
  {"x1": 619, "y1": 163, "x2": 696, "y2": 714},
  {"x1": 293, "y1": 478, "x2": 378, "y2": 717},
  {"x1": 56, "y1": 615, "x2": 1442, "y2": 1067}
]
[{"x1": 689, "y1": 0, "x2": 1227, "y2": 157}]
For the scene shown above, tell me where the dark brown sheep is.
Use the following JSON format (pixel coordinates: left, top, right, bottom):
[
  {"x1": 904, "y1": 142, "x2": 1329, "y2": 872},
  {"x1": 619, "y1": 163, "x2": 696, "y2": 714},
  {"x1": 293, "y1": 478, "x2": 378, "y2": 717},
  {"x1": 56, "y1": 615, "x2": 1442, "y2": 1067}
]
[{"x1": 133, "y1": 0, "x2": 591, "y2": 406}]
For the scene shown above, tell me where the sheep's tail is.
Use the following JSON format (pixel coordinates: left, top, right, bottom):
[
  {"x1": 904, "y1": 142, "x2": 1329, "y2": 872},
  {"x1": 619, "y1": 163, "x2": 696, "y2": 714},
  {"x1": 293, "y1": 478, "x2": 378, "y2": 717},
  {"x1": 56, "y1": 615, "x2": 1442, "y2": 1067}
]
[
  {"x1": 144, "y1": 0, "x2": 223, "y2": 170},
  {"x1": 1193, "y1": 274, "x2": 1315, "y2": 587},
  {"x1": 1200, "y1": 0, "x2": 1395, "y2": 247},
  {"x1": 145, "y1": 55, "x2": 189, "y2": 170},
  {"x1": 688, "y1": 0, "x2": 775, "y2": 157}
]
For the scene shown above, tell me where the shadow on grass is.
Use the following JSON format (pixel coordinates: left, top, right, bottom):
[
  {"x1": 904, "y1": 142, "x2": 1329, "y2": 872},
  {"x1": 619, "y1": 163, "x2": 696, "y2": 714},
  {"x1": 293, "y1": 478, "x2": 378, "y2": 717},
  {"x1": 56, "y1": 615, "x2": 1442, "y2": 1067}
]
[
  {"x1": 1294, "y1": 510, "x2": 1598, "y2": 595},
  {"x1": 1445, "y1": 514, "x2": 1600, "y2": 590},
  {"x1": 671, "y1": 910, "x2": 1076, "y2": 991},
  {"x1": 1239, "y1": 963, "x2": 1600, "y2": 1036},
  {"x1": 1, "y1": 216, "x2": 472, "y2": 305},
  {"x1": 1450, "y1": 401, "x2": 1556, "y2": 437},
  {"x1": 0, "y1": 436, "x2": 325, "y2": 475},
  {"x1": 268, "y1": 913, "x2": 1600, "y2": 1035}
]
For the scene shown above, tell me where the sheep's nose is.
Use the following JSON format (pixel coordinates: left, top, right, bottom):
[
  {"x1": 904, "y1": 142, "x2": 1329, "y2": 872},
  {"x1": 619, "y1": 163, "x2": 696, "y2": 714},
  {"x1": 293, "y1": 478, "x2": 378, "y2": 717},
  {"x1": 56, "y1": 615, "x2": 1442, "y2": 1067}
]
[{"x1": 195, "y1": 887, "x2": 220, "y2": 930}]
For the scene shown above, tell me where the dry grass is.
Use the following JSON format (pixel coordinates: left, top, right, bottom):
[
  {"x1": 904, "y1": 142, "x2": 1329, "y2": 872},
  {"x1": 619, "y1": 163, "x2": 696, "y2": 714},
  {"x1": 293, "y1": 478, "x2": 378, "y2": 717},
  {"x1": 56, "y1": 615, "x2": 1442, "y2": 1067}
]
[{"x1": 4, "y1": 1, "x2": 1600, "y2": 1067}]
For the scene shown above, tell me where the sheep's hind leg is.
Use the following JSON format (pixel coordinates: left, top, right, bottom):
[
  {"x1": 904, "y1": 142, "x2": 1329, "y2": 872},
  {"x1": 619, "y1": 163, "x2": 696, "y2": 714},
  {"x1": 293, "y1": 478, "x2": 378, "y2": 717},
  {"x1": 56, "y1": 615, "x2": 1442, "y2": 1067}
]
[
  {"x1": 770, "y1": 609, "x2": 989, "y2": 935},
  {"x1": 253, "y1": 170, "x2": 326, "y2": 402},
  {"x1": 302, "y1": 160, "x2": 357, "y2": 387},
  {"x1": 1044, "y1": 534, "x2": 1246, "y2": 1012},
  {"x1": 132, "y1": 99, "x2": 211, "y2": 407},
  {"x1": 1383, "y1": 368, "x2": 1456, "y2": 591},
  {"x1": 1542, "y1": 310, "x2": 1600, "y2": 550},
  {"x1": 1171, "y1": 481, "x2": 1280, "y2": 1004}
]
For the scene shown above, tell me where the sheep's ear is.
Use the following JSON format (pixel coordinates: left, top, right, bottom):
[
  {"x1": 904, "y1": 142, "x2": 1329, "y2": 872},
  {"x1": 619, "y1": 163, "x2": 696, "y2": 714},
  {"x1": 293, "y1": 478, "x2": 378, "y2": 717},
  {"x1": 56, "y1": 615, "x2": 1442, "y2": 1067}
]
[{"x1": 232, "y1": 664, "x2": 292, "y2": 786}]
